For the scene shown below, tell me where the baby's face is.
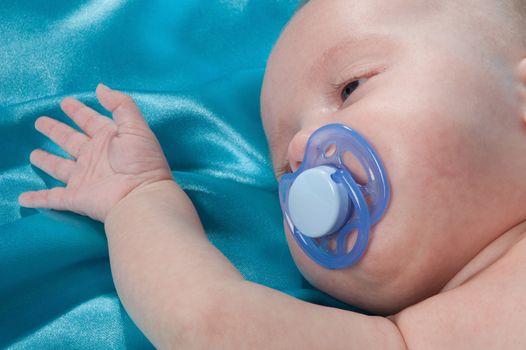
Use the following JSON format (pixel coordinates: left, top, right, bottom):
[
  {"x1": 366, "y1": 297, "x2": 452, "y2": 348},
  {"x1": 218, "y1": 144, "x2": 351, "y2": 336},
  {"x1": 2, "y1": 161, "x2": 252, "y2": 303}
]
[{"x1": 261, "y1": 0, "x2": 525, "y2": 314}]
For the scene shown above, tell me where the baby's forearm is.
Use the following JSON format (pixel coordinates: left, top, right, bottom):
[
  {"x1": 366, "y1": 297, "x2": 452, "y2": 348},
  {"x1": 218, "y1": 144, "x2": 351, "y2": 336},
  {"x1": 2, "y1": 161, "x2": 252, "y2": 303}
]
[
  {"x1": 104, "y1": 179, "x2": 406, "y2": 350},
  {"x1": 104, "y1": 179, "x2": 244, "y2": 349}
]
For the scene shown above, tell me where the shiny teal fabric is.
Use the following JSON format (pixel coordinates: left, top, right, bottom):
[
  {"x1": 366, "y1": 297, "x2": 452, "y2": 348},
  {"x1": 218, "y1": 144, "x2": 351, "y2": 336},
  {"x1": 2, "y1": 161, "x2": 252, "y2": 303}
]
[{"x1": 1, "y1": 1, "x2": 366, "y2": 348}]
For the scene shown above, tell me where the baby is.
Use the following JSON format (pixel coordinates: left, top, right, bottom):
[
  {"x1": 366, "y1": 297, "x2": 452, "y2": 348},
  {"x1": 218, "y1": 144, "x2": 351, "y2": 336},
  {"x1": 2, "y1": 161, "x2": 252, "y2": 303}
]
[{"x1": 18, "y1": 0, "x2": 526, "y2": 348}]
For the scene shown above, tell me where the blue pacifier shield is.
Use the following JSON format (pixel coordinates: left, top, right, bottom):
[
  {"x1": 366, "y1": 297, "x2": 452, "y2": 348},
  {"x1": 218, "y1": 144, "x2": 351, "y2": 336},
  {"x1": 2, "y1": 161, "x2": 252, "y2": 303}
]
[{"x1": 278, "y1": 124, "x2": 390, "y2": 269}]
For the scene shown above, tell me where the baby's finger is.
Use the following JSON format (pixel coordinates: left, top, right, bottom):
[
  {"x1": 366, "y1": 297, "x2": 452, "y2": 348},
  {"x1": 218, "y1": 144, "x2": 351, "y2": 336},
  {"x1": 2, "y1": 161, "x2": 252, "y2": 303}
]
[
  {"x1": 18, "y1": 187, "x2": 68, "y2": 211},
  {"x1": 35, "y1": 116, "x2": 90, "y2": 158},
  {"x1": 95, "y1": 84, "x2": 149, "y2": 129},
  {"x1": 60, "y1": 97, "x2": 114, "y2": 137},
  {"x1": 29, "y1": 149, "x2": 75, "y2": 184}
]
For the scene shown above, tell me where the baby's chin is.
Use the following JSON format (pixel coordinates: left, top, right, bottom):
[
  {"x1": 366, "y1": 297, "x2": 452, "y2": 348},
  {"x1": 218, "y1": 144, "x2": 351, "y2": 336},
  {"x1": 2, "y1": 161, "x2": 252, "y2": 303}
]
[{"x1": 282, "y1": 221, "x2": 446, "y2": 315}]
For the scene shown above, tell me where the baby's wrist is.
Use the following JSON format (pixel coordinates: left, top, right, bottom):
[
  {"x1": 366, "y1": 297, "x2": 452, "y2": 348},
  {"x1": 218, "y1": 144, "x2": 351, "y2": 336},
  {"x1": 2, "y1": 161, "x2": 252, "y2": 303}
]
[
  {"x1": 104, "y1": 176, "x2": 204, "y2": 248},
  {"x1": 104, "y1": 178, "x2": 181, "y2": 224},
  {"x1": 126, "y1": 178, "x2": 179, "y2": 199}
]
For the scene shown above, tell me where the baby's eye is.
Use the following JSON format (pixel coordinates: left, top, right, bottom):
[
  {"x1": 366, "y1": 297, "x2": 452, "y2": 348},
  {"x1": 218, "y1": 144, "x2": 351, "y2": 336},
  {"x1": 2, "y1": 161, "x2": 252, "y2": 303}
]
[{"x1": 340, "y1": 79, "x2": 362, "y2": 103}]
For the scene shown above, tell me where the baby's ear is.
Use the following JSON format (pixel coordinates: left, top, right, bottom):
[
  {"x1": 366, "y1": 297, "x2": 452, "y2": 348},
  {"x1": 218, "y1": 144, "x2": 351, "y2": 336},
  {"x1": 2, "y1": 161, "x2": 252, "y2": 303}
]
[{"x1": 520, "y1": 58, "x2": 526, "y2": 122}]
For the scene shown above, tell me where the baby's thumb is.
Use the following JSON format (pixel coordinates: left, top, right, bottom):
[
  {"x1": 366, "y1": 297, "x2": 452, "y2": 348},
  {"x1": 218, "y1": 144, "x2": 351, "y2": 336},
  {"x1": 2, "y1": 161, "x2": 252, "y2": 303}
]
[{"x1": 95, "y1": 84, "x2": 149, "y2": 129}]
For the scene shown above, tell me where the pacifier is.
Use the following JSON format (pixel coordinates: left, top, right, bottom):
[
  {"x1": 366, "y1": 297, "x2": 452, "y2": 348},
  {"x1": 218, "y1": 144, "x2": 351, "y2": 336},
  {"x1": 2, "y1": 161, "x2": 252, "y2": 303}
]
[{"x1": 278, "y1": 124, "x2": 390, "y2": 269}]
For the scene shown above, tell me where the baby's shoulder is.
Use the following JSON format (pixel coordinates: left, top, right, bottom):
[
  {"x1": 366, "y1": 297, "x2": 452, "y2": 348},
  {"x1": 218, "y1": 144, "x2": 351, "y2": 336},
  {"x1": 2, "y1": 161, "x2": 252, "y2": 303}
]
[{"x1": 391, "y1": 234, "x2": 526, "y2": 349}]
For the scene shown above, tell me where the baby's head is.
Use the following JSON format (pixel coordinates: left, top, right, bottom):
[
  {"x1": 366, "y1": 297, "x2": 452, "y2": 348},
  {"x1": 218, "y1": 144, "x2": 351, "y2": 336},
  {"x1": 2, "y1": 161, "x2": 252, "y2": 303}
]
[{"x1": 260, "y1": 0, "x2": 526, "y2": 314}]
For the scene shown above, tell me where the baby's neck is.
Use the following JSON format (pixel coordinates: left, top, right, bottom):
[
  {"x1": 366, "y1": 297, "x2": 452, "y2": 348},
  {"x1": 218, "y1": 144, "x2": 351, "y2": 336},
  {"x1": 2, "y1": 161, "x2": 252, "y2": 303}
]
[{"x1": 440, "y1": 220, "x2": 526, "y2": 293}]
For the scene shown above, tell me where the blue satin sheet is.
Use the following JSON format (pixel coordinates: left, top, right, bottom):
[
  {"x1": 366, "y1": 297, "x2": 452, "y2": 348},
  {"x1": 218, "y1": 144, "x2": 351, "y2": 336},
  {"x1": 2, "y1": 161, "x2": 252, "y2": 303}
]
[{"x1": 0, "y1": 1, "x2": 364, "y2": 348}]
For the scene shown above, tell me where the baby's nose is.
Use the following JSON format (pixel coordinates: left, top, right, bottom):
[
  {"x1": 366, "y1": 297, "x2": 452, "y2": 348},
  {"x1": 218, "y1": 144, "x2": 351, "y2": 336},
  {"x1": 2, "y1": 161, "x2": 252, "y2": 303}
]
[{"x1": 287, "y1": 129, "x2": 313, "y2": 172}]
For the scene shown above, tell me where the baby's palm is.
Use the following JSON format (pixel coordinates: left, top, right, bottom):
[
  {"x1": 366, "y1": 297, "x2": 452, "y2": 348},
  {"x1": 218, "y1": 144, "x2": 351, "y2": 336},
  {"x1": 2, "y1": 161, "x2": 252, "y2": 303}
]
[{"x1": 19, "y1": 84, "x2": 173, "y2": 222}]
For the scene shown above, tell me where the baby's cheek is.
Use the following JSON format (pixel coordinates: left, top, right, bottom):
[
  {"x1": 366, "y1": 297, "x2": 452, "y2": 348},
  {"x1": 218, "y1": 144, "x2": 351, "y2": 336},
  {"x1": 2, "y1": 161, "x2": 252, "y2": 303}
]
[{"x1": 390, "y1": 109, "x2": 485, "y2": 199}]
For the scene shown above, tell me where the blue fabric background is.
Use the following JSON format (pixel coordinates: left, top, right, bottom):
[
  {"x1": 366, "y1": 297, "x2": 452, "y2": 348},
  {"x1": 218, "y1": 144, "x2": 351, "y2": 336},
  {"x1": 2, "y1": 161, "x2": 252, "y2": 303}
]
[{"x1": 0, "y1": 1, "x2": 365, "y2": 348}]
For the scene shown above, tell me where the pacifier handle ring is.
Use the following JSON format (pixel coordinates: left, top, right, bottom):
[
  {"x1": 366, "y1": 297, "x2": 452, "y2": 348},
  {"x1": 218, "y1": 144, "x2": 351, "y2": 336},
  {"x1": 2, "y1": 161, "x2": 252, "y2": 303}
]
[{"x1": 290, "y1": 168, "x2": 371, "y2": 269}]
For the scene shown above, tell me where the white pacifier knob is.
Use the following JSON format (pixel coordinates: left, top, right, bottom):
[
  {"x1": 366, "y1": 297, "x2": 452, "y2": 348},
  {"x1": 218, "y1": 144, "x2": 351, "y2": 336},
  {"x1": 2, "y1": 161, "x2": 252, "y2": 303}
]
[{"x1": 287, "y1": 165, "x2": 350, "y2": 238}]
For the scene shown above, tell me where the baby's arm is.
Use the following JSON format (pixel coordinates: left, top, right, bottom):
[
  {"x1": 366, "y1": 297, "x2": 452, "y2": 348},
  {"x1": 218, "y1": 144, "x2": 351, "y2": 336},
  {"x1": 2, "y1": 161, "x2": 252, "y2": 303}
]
[{"x1": 104, "y1": 179, "x2": 407, "y2": 349}]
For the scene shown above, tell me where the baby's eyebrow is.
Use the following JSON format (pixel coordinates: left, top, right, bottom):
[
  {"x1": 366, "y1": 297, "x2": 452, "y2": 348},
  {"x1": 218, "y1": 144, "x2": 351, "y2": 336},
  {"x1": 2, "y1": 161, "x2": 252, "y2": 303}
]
[{"x1": 308, "y1": 34, "x2": 394, "y2": 75}]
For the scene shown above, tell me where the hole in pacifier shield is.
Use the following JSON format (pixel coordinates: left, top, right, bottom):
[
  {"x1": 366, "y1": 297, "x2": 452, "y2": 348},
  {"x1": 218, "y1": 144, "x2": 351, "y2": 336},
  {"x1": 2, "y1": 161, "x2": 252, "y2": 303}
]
[
  {"x1": 324, "y1": 144, "x2": 336, "y2": 158},
  {"x1": 345, "y1": 229, "x2": 358, "y2": 254},
  {"x1": 314, "y1": 228, "x2": 358, "y2": 255},
  {"x1": 315, "y1": 236, "x2": 338, "y2": 254},
  {"x1": 328, "y1": 237, "x2": 337, "y2": 251},
  {"x1": 342, "y1": 151, "x2": 368, "y2": 186}
]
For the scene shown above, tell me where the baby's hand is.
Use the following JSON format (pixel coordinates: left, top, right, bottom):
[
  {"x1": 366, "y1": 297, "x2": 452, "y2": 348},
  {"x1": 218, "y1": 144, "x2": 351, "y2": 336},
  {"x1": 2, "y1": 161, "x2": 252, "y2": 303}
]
[{"x1": 18, "y1": 84, "x2": 173, "y2": 222}]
